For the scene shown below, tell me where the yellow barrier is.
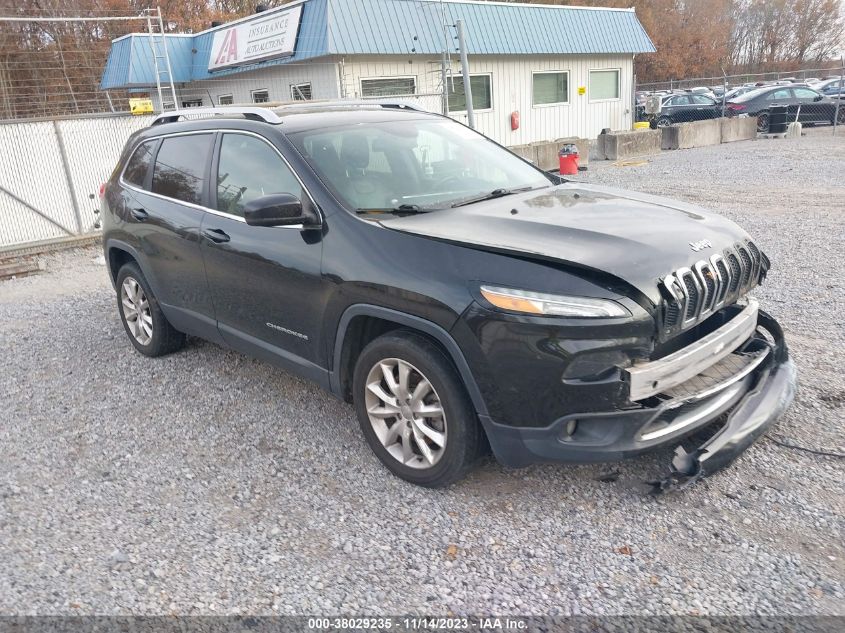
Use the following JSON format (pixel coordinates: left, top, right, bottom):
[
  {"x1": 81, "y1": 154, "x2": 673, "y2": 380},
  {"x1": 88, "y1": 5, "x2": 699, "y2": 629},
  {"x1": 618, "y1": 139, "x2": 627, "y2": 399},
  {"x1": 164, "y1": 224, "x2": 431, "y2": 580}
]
[{"x1": 633, "y1": 121, "x2": 651, "y2": 131}]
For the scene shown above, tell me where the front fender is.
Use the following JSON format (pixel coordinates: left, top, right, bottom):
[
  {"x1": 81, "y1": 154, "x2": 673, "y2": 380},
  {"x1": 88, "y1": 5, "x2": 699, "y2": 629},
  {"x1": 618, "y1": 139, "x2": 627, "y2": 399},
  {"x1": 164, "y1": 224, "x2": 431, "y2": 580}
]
[{"x1": 329, "y1": 304, "x2": 488, "y2": 417}]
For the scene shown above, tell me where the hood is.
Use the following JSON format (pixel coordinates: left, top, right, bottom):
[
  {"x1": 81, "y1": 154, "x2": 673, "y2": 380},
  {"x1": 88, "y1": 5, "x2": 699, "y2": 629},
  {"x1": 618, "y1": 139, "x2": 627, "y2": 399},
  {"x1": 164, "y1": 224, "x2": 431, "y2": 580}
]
[{"x1": 379, "y1": 183, "x2": 751, "y2": 305}]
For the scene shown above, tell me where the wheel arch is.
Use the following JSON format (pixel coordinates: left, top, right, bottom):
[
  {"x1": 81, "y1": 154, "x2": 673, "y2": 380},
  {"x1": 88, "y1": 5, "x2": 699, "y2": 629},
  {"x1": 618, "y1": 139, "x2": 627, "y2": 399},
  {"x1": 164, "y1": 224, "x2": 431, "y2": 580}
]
[
  {"x1": 330, "y1": 305, "x2": 488, "y2": 417},
  {"x1": 105, "y1": 239, "x2": 160, "y2": 296}
]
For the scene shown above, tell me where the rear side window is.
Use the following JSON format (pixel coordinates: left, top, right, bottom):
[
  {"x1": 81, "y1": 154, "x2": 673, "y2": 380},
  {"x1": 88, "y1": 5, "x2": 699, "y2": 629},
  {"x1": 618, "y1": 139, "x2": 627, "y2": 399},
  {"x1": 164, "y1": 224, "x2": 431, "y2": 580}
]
[
  {"x1": 123, "y1": 141, "x2": 155, "y2": 188},
  {"x1": 151, "y1": 134, "x2": 213, "y2": 205}
]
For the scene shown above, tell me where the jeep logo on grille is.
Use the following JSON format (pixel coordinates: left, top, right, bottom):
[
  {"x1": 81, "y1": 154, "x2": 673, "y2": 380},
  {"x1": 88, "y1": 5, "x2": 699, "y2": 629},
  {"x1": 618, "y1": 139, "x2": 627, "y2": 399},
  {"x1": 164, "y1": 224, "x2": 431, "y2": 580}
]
[{"x1": 689, "y1": 239, "x2": 712, "y2": 252}]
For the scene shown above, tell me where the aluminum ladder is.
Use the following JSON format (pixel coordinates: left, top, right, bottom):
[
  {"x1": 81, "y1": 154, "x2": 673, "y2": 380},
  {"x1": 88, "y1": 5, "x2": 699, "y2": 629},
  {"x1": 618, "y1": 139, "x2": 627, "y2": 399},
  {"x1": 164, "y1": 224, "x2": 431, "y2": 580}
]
[{"x1": 144, "y1": 8, "x2": 179, "y2": 112}]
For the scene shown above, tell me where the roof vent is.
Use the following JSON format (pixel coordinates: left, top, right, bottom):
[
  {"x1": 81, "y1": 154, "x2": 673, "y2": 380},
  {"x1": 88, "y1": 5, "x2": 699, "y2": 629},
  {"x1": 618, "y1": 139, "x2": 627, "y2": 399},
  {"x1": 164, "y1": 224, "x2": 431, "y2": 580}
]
[
  {"x1": 255, "y1": 4, "x2": 268, "y2": 13},
  {"x1": 210, "y1": 20, "x2": 223, "y2": 28}
]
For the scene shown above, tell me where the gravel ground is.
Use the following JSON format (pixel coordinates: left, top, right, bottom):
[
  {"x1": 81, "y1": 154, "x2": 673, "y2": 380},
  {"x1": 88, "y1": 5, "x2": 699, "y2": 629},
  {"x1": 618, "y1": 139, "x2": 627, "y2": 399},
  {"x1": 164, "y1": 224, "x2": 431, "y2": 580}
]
[{"x1": 1, "y1": 129, "x2": 843, "y2": 617}]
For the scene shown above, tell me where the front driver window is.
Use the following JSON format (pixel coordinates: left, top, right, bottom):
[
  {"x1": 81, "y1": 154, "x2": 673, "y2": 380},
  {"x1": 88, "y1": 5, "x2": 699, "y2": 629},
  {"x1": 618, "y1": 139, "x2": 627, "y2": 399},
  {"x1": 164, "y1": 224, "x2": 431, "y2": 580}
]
[{"x1": 216, "y1": 133, "x2": 302, "y2": 217}]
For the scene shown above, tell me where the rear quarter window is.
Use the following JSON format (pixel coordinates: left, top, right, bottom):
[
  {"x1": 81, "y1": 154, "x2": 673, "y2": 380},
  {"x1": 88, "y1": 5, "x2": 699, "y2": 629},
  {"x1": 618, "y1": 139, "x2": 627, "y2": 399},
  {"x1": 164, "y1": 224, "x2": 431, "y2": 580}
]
[
  {"x1": 123, "y1": 141, "x2": 156, "y2": 188},
  {"x1": 151, "y1": 134, "x2": 214, "y2": 205}
]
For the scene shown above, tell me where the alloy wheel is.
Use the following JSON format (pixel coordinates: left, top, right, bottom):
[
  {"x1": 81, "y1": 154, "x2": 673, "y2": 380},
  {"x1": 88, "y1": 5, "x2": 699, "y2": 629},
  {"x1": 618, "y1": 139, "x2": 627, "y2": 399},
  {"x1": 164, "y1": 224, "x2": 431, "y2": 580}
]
[
  {"x1": 364, "y1": 358, "x2": 447, "y2": 469},
  {"x1": 121, "y1": 277, "x2": 153, "y2": 345},
  {"x1": 757, "y1": 113, "x2": 770, "y2": 132}
]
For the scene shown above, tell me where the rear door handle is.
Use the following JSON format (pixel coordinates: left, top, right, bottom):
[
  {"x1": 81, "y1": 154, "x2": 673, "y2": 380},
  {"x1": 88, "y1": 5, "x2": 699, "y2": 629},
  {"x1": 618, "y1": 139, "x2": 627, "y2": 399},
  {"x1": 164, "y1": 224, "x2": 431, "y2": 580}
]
[
  {"x1": 129, "y1": 207, "x2": 148, "y2": 221},
  {"x1": 202, "y1": 228, "x2": 231, "y2": 244}
]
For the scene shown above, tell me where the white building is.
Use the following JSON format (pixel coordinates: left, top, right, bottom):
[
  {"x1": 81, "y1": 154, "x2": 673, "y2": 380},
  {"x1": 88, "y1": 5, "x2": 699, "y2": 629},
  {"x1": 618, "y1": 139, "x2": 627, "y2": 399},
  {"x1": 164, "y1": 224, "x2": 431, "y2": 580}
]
[{"x1": 101, "y1": 0, "x2": 655, "y2": 145}]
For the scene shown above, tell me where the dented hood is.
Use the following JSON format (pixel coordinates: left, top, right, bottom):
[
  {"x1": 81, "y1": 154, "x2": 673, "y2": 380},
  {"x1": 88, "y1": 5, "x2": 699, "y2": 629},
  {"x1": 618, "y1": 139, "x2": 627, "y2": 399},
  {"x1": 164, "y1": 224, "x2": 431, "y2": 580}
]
[{"x1": 379, "y1": 183, "x2": 751, "y2": 305}]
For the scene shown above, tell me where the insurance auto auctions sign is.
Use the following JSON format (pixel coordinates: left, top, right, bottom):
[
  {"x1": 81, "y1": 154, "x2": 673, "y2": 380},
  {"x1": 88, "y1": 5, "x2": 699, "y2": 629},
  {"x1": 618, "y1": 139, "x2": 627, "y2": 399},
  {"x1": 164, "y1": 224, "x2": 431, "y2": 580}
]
[{"x1": 208, "y1": 5, "x2": 302, "y2": 71}]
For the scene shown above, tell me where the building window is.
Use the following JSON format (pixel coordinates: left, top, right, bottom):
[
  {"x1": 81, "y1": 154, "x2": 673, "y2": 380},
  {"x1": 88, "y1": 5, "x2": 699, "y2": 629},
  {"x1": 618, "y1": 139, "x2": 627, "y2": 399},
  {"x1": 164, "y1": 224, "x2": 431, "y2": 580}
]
[
  {"x1": 360, "y1": 77, "x2": 416, "y2": 97},
  {"x1": 533, "y1": 71, "x2": 569, "y2": 106},
  {"x1": 290, "y1": 83, "x2": 312, "y2": 101},
  {"x1": 218, "y1": 94, "x2": 234, "y2": 105},
  {"x1": 181, "y1": 98, "x2": 203, "y2": 108},
  {"x1": 589, "y1": 69, "x2": 620, "y2": 101},
  {"x1": 251, "y1": 89, "x2": 270, "y2": 104},
  {"x1": 447, "y1": 74, "x2": 492, "y2": 112}
]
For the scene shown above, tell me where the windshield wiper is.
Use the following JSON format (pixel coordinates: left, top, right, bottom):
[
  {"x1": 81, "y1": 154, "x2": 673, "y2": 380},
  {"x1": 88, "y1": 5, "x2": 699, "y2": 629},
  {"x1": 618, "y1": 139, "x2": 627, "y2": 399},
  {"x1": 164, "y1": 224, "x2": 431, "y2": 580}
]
[
  {"x1": 356, "y1": 204, "x2": 429, "y2": 215},
  {"x1": 449, "y1": 186, "x2": 545, "y2": 208}
]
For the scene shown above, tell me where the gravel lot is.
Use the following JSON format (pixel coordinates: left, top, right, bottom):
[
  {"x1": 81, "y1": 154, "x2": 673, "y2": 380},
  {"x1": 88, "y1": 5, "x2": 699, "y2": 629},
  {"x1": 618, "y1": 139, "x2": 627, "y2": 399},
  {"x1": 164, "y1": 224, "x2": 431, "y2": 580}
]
[{"x1": 1, "y1": 129, "x2": 843, "y2": 617}]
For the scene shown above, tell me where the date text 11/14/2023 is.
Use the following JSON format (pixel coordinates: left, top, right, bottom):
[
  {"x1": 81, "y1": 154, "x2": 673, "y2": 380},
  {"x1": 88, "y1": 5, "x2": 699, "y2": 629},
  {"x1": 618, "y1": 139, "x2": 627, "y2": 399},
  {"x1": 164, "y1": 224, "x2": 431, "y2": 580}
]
[{"x1": 307, "y1": 616, "x2": 528, "y2": 630}]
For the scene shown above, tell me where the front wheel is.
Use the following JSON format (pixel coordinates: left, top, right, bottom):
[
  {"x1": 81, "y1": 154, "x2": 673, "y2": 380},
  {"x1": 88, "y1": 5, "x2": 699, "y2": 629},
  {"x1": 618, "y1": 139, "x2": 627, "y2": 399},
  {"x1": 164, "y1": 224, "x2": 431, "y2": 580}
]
[
  {"x1": 757, "y1": 112, "x2": 770, "y2": 133},
  {"x1": 656, "y1": 116, "x2": 672, "y2": 128},
  {"x1": 352, "y1": 330, "x2": 483, "y2": 487}
]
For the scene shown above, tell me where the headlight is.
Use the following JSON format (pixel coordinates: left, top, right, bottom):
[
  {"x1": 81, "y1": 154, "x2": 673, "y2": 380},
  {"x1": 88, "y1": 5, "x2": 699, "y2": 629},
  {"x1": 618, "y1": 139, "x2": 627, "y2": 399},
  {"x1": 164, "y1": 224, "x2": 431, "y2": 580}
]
[{"x1": 479, "y1": 285, "x2": 630, "y2": 318}]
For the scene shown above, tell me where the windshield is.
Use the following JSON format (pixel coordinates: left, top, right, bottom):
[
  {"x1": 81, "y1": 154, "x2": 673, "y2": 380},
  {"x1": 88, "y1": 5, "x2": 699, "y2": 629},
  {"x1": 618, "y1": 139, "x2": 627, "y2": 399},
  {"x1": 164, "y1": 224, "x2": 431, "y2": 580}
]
[{"x1": 288, "y1": 117, "x2": 551, "y2": 213}]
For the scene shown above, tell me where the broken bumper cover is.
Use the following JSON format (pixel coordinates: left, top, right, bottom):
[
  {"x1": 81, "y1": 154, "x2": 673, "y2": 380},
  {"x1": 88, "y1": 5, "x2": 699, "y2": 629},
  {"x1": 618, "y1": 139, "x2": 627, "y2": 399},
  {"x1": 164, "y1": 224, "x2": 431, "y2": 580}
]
[{"x1": 478, "y1": 310, "x2": 796, "y2": 487}]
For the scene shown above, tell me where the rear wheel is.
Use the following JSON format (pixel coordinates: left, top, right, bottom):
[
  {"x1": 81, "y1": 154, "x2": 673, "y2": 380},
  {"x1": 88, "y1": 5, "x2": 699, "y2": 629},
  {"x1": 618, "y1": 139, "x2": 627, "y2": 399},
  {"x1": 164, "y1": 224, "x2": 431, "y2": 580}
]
[
  {"x1": 116, "y1": 262, "x2": 185, "y2": 357},
  {"x1": 757, "y1": 112, "x2": 770, "y2": 132},
  {"x1": 656, "y1": 116, "x2": 672, "y2": 128},
  {"x1": 834, "y1": 108, "x2": 845, "y2": 125},
  {"x1": 352, "y1": 330, "x2": 482, "y2": 487}
]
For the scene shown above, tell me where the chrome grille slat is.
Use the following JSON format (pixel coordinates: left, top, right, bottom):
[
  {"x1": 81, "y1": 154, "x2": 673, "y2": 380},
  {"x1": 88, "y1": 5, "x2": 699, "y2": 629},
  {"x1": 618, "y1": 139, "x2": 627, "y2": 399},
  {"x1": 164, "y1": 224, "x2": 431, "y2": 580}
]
[
  {"x1": 736, "y1": 243, "x2": 753, "y2": 292},
  {"x1": 659, "y1": 241, "x2": 762, "y2": 336}
]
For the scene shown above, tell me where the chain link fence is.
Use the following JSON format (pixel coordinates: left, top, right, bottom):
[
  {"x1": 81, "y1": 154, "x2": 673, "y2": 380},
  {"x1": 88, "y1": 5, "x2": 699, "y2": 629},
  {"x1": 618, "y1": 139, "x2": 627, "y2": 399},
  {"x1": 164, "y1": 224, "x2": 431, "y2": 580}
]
[
  {"x1": 635, "y1": 66, "x2": 845, "y2": 133},
  {"x1": 0, "y1": 113, "x2": 152, "y2": 249}
]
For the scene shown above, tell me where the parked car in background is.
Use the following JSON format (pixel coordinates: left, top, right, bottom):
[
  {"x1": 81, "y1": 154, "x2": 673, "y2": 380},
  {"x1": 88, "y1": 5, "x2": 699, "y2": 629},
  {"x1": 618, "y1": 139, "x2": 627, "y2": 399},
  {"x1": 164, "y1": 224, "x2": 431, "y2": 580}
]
[
  {"x1": 726, "y1": 85, "x2": 845, "y2": 131},
  {"x1": 688, "y1": 86, "x2": 718, "y2": 100},
  {"x1": 821, "y1": 81, "x2": 845, "y2": 98},
  {"x1": 816, "y1": 77, "x2": 845, "y2": 92},
  {"x1": 723, "y1": 86, "x2": 757, "y2": 101},
  {"x1": 644, "y1": 93, "x2": 723, "y2": 127}
]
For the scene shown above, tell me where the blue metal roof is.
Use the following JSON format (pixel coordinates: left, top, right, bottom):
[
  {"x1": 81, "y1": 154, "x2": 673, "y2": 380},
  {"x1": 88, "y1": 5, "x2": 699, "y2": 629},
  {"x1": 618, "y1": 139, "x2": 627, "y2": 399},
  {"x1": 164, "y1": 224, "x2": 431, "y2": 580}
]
[
  {"x1": 328, "y1": 0, "x2": 655, "y2": 56},
  {"x1": 101, "y1": 0, "x2": 654, "y2": 89}
]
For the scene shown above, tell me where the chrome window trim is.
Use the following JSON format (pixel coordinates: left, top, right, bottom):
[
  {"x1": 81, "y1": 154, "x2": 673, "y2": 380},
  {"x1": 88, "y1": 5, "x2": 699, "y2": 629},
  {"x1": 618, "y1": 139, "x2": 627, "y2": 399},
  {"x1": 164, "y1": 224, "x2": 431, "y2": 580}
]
[{"x1": 118, "y1": 128, "x2": 322, "y2": 229}]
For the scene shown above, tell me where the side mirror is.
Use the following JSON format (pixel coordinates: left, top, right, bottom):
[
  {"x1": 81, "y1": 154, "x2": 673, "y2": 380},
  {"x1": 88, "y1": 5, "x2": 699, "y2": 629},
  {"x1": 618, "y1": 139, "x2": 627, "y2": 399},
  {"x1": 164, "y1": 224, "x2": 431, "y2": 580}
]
[
  {"x1": 814, "y1": 95, "x2": 824, "y2": 102},
  {"x1": 243, "y1": 193, "x2": 319, "y2": 228}
]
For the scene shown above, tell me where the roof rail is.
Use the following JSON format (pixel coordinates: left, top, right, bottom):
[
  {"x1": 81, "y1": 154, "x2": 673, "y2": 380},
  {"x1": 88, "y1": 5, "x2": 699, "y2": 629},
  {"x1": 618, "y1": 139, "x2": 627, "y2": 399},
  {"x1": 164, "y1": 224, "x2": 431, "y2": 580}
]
[
  {"x1": 151, "y1": 106, "x2": 283, "y2": 126},
  {"x1": 274, "y1": 99, "x2": 430, "y2": 113}
]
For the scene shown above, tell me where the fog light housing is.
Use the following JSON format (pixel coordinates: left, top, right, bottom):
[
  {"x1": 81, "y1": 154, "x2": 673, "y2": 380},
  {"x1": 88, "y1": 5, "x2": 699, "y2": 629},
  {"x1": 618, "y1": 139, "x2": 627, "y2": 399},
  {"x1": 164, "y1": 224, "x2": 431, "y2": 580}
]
[{"x1": 561, "y1": 419, "x2": 578, "y2": 441}]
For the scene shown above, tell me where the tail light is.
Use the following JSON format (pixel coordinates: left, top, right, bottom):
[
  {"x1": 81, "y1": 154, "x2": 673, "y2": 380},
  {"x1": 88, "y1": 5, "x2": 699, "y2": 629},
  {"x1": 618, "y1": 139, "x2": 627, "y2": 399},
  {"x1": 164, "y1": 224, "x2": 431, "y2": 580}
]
[
  {"x1": 727, "y1": 104, "x2": 746, "y2": 112},
  {"x1": 98, "y1": 183, "x2": 106, "y2": 199}
]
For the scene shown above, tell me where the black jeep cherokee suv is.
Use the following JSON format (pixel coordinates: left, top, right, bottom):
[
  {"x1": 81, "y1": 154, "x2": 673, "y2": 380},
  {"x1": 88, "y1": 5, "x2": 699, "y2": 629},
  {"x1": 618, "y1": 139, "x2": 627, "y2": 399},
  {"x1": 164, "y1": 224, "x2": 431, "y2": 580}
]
[{"x1": 101, "y1": 103, "x2": 796, "y2": 488}]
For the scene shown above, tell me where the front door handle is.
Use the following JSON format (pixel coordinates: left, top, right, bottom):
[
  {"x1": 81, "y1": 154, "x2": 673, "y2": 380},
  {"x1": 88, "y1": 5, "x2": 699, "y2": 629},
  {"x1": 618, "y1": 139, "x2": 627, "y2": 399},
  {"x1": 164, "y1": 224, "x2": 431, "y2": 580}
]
[
  {"x1": 129, "y1": 207, "x2": 148, "y2": 221},
  {"x1": 202, "y1": 228, "x2": 231, "y2": 244}
]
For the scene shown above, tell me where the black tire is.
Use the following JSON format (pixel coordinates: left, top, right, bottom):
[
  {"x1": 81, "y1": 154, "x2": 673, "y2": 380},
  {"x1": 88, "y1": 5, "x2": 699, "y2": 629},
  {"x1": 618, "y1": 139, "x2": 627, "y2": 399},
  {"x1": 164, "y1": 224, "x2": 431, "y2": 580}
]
[
  {"x1": 757, "y1": 112, "x2": 770, "y2": 133},
  {"x1": 115, "y1": 262, "x2": 185, "y2": 357},
  {"x1": 835, "y1": 108, "x2": 845, "y2": 125},
  {"x1": 352, "y1": 330, "x2": 482, "y2": 488},
  {"x1": 656, "y1": 116, "x2": 672, "y2": 128}
]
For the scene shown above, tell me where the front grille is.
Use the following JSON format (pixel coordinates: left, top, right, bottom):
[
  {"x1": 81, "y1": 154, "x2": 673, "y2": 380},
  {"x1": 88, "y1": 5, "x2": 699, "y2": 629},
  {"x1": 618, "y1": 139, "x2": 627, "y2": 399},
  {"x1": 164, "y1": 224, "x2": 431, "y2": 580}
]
[
  {"x1": 659, "y1": 240, "x2": 765, "y2": 336},
  {"x1": 727, "y1": 253, "x2": 742, "y2": 293},
  {"x1": 682, "y1": 273, "x2": 699, "y2": 320}
]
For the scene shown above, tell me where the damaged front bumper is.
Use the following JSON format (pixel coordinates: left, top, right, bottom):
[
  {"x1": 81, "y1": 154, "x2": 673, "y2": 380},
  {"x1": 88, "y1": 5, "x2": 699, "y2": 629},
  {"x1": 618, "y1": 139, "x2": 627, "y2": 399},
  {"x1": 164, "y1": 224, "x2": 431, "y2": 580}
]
[
  {"x1": 478, "y1": 308, "x2": 796, "y2": 489},
  {"x1": 653, "y1": 311, "x2": 796, "y2": 491}
]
